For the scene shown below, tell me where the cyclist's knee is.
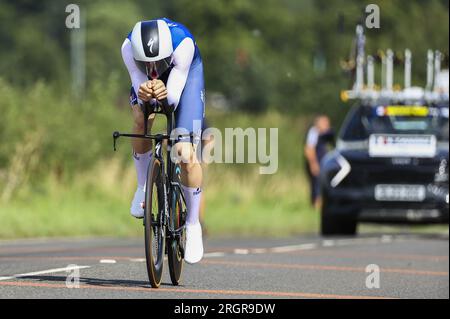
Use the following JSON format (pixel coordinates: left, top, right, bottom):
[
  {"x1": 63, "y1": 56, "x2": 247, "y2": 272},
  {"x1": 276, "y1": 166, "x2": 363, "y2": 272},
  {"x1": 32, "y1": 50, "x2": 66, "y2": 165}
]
[
  {"x1": 173, "y1": 142, "x2": 199, "y2": 165},
  {"x1": 179, "y1": 160, "x2": 200, "y2": 176}
]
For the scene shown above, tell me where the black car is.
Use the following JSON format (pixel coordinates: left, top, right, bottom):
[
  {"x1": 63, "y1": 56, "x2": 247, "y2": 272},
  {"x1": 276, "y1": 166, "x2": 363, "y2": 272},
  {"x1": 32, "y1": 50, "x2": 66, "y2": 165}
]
[{"x1": 320, "y1": 103, "x2": 449, "y2": 236}]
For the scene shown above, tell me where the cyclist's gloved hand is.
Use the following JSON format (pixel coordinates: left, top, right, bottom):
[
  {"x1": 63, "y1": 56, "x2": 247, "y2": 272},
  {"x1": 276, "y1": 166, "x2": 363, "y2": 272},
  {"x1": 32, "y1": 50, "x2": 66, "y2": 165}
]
[
  {"x1": 138, "y1": 80, "x2": 154, "y2": 102},
  {"x1": 151, "y1": 79, "x2": 168, "y2": 101}
]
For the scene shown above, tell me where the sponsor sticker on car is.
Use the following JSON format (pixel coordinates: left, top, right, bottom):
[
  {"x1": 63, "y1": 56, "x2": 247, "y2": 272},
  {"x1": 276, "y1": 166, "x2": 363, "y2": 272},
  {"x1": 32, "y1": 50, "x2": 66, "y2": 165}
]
[
  {"x1": 375, "y1": 105, "x2": 430, "y2": 117},
  {"x1": 369, "y1": 134, "x2": 437, "y2": 158},
  {"x1": 374, "y1": 105, "x2": 449, "y2": 118}
]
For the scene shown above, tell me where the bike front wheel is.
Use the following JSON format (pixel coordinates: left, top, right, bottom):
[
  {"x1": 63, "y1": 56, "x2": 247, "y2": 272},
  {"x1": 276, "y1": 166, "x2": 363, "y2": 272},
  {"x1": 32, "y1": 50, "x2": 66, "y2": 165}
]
[
  {"x1": 167, "y1": 164, "x2": 186, "y2": 285},
  {"x1": 144, "y1": 158, "x2": 166, "y2": 288}
]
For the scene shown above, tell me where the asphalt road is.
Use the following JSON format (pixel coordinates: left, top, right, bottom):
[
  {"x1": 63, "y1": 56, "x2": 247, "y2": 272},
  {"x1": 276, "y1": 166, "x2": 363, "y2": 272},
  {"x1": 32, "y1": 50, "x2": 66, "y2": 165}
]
[{"x1": 0, "y1": 232, "x2": 448, "y2": 299}]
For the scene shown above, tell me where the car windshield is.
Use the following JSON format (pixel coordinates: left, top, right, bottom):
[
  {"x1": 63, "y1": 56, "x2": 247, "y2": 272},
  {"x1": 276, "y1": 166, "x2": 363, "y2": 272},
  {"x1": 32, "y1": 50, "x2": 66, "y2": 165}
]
[{"x1": 340, "y1": 104, "x2": 449, "y2": 142}]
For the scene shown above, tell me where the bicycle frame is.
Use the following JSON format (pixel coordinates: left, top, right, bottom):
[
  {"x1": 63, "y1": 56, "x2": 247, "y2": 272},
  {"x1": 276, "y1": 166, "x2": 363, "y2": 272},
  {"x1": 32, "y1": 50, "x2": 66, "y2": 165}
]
[{"x1": 113, "y1": 101, "x2": 188, "y2": 238}]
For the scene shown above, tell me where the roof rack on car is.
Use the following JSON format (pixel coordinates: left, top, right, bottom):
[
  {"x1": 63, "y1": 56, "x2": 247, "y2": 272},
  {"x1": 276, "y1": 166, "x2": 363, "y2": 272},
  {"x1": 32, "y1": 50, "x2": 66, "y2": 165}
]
[{"x1": 341, "y1": 25, "x2": 449, "y2": 105}]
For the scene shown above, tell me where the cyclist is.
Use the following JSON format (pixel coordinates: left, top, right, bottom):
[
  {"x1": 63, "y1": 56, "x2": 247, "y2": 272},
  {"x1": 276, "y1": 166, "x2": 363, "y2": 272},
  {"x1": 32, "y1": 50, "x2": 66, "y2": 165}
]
[{"x1": 121, "y1": 18, "x2": 205, "y2": 264}]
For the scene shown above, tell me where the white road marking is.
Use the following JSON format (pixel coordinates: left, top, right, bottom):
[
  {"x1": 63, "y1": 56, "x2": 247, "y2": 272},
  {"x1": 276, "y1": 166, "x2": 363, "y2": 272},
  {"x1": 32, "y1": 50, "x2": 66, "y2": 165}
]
[
  {"x1": 250, "y1": 248, "x2": 268, "y2": 254},
  {"x1": 234, "y1": 249, "x2": 250, "y2": 255},
  {"x1": 322, "y1": 240, "x2": 336, "y2": 247},
  {"x1": 270, "y1": 236, "x2": 396, "y2": 254},
  {"x1": 298, "y1": 243, "x2": 319, "y2": 250},
  {"x1": 381, "y1": 235, "x2": 393, "y2": 243},
  {"x1": 334, "y1": 237, "x2": 381, "y2": 246},
  {"x1": 203, "y1": 252, "x2": 226, "y2": 258},
  {"x1": 270, "y1": 243, "x2": 318, "y2": 253},
  {"x1": 129, "y1": 258, "x2": 146, "y2": 263},
  {"x1": 0, "y1": 265, "x2": 90, "y2": 281},
  {"x1": 99, "y1": 259, "x2": 117, "y2": 264}
]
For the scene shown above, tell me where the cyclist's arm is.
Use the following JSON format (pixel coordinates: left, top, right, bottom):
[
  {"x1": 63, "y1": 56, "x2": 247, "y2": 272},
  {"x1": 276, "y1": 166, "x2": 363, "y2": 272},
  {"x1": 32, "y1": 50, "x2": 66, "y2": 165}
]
[
  {"x1": 166, "y1": 38, "x2": 195, "y2": 109},
  {"x1": 121, "y1": 38, "x2": 148, "y2": 105}
]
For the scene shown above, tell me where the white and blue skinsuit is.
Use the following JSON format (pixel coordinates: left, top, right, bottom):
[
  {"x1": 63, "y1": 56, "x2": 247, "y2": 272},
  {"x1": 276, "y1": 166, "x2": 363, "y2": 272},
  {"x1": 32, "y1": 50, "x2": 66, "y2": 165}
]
[{"x1": 121, "y1": 18, "x2": 205, "y2": 141}]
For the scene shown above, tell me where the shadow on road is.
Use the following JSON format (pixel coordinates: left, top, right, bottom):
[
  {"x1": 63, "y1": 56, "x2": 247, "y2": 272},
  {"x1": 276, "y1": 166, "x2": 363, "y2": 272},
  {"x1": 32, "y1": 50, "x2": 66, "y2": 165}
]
[{"x1": 19, "y1": 275, "x2": 177, "y2": 289}]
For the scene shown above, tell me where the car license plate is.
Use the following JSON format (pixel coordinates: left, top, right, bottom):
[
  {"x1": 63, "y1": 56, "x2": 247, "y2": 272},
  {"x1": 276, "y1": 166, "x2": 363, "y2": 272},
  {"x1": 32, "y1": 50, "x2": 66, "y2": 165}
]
[{"x1": 374, "y1": 184, "x2": 426, "y2": 202}]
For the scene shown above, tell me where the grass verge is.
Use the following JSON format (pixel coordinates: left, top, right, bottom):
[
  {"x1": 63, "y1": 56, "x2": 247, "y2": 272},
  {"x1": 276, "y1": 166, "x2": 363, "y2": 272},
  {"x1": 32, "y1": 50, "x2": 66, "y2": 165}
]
[{"x1": 0, "y1": 159, "x2": 318, "y2": 239}]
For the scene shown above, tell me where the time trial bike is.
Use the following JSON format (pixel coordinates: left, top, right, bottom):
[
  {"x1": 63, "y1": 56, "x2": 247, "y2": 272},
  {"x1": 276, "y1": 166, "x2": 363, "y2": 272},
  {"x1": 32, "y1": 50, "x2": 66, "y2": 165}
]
[{"x1": 113, "y1": 101, "x2": 188, "y2": 288}]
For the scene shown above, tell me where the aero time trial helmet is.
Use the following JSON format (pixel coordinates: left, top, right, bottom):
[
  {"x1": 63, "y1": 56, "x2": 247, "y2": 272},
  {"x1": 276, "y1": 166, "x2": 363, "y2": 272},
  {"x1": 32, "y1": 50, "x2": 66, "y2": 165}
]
[{"x1": 130, "y1": 20, "x2": 173, "y2": 78}]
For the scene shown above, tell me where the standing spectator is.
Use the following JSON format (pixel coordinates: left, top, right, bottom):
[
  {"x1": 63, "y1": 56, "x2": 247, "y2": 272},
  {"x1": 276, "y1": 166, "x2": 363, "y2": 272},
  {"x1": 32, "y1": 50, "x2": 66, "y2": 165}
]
[{"x1": 304, "y1": 115, "x2": 334, "y2": 210}]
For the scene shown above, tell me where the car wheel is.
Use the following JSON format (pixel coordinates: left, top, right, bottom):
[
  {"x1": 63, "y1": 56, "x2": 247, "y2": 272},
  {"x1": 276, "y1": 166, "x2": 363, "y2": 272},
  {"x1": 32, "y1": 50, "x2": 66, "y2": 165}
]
[{"x1": 321, "y1": 192, "x2": 357, "y2": 236}]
